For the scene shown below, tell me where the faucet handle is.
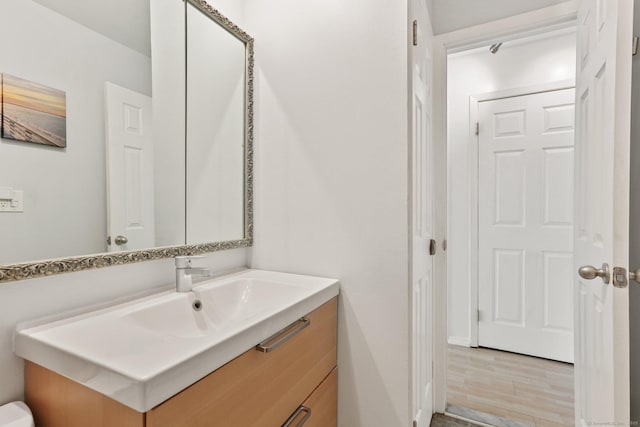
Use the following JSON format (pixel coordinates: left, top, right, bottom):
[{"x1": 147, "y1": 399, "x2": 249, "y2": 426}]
[{"x1": 175, "y1": 255, "x2": 204, "y2": 268}]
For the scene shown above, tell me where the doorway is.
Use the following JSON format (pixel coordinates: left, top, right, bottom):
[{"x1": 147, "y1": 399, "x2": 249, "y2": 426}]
[
  {"x1": 476, "y1": 86, "x2": 575, "y2": 362},
  {"x1": 445, "y1": 27, "x2": 577, "y2": 426}
]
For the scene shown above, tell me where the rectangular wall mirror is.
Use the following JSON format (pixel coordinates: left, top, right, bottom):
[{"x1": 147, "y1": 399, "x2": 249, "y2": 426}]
[
  {"x1": 0, "y1": 0, "x2": 253, "y2": 282},
  {"x1": 186, "y1": 0, "x2": 249, "y2": 244}
]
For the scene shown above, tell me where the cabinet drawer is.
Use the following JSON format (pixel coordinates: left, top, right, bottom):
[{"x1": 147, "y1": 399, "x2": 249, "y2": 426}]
[
  {"x1": 146, "y1": 297, "x2": 337, "y2": 427},
  {"x1": 283, "y1": 368, "x2": 337, "y2": 427}
]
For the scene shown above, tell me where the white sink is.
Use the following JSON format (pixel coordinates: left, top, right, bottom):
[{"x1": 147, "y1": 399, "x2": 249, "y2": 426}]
[
  {"x1": 121, "y1": 292, "x2": 214, "y2": 339},
  {"x1": 120, "y1": 278, "x2": 310, "y2": 338},
  {"x1": 195, "y1": 278, "x2": 308, "y2": 327},
  {"x1": 14, "y1": 269, "x2": 339, "y2": 412}
]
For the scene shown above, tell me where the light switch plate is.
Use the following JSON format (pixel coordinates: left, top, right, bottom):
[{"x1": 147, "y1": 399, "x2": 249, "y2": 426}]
[{"x1": 0, "y1": 190, "x2": 23, "y2": 212}]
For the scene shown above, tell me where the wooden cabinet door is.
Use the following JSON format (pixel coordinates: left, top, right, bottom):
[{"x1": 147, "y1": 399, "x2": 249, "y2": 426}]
[
  {"x1": 25, "y1": 362, "x2": 144, "y2": 427},
  {"x1": 146, "y1": 298, "x2": 337, "y2": 427}
]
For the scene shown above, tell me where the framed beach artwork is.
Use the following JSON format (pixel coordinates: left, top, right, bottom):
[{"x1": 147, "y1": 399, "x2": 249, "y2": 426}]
[{"x1": 1, "y1": 73, "x2": 67, "y2": 148}]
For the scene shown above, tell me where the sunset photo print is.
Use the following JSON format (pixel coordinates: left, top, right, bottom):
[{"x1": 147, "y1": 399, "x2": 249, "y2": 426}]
[{"x1": 1, "y1": 74, "x2": 67, "y2": 148}]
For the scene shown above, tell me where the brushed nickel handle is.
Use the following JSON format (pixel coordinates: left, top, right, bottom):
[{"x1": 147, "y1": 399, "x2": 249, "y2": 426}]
[
  {"x1": 629, "y1": 268, "x2": 640, "y2": 284},
  {"x1": 282, "y1": 406, "x2": 311, "y2": 427},
  {"x1": 256, "y1": 318, "x2": 310, "y2": 353},
  {"x1": 578, "y1": 263, "x2": 610, "y2": 284},
  {"x1": 114, "y1": 235, "x2": 128, "y2": 245}
]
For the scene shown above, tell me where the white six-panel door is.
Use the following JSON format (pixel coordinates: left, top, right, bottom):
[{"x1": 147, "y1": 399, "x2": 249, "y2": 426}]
[
  {"x1": 574, "y1": 0, "x2": 633, "y2": 424},
  {"x1": 478, "y1": 88, "x2": 575, "y2": 363},
  {"x1": 105, "y1": 82, "x2": 155, "y2": 252},
  {"x1": 410, "y1": 0, "x2": 434, "y2": 425}
]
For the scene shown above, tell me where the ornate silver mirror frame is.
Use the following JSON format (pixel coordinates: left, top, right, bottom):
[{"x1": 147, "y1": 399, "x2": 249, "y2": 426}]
[{"x1": 0, "y1": 0, "x2": 254, "y2": 283}]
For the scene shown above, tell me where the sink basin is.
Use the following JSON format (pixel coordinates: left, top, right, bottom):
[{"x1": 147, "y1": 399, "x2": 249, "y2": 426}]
[
  {"x1": 195, "y1": 278, "x2": 308, "y2": 327},
  {"x1": 121, "y1": 292, "x2": 214, "y2": 339},
  {"x1": 14, "y1": 269, "x2": 339, "y2": 412},
  {"x1": 120, "y1": 278, "x2": 309, "y2": 339}
]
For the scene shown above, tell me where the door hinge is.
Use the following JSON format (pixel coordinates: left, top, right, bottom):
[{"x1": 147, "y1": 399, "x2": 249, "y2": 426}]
[
  {"x1": 412, "y1": 20, "x2": 418, "y2": 46},
  {"x1": 477, "y1": 309, "x2": 481, "y2": 322},
  {"x1": 475, "y1": 122, "x2": 479, "y2": 136},
  {"x1": 429, "y1": 239, "x2": 436, "y2": 256},
  {"x1": 633, "y1": 36, "x2": 639, "y2": 56}
]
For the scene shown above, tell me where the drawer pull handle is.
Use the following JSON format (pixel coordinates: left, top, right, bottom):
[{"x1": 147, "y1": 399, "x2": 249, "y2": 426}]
[
  {"x1": 282, "y1": 405, "x2": 311, "y2": 427},
  {"x1": 256, "y1": 317, "x2": 310, "y2": 353}
]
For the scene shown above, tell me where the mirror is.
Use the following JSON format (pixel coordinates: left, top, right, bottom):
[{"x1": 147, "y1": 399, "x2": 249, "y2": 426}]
[
  {"x1": 186, "y1": 0, "x2": 248, "y2": 244},
  {"x1": 0, "y1": 0, "x2": 253, "y2": 282}
]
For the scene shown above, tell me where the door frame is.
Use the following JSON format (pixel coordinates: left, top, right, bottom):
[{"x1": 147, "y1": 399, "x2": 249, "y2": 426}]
[
  {"x1": 467, "y1": 80, "x2": 576, "y2": 347},
  {"x1": 431, "y1": 1, "x2": 579, "y2": 413}
]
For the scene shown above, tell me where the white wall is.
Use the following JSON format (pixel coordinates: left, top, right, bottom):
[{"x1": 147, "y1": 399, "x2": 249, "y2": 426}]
[
  {"x1": 447, "y1": 30, "x2": 576, "y2": 345},
  {"x1": 0, "y1": 0, "x2": 151, "y2": 264},
  {"x1": 243, "y1": 0, "x2": 410, "y2": 425}
]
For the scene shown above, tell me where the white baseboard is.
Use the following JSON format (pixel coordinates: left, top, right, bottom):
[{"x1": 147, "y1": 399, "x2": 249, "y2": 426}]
[{"x1": 447, "y1": 336, "x2": 471, "y2": 347}]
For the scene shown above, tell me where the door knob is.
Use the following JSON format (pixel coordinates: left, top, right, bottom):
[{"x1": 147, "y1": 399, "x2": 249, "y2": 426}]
[
  {"x1": 114, "y1": 235, "x2": 128, "y2": 245},
  {"x1": 578, "y1": 263, "x2": 610, "y2": 284},
  {"x1": 629, "y1": 268, "x2": 640, "y2": 284}
]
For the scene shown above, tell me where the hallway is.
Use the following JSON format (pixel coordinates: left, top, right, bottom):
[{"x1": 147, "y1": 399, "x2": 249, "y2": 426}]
[{"x1": 447, "y1": 345, "x2": 574, "y2": 426}]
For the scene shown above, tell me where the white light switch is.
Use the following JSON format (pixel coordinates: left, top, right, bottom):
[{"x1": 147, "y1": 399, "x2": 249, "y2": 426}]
[
  {"x1": 0, "y1": 189, "x2": 23, "y2": 212},
  {"x1": 0, "y1": 187, "x2": 12, "y2": 200}
]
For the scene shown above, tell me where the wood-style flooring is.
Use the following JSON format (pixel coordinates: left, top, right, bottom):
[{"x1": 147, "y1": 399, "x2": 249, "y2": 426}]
[
  {"x1": 447, "y1": 345, "x2": 574, "y2": 426},
  {"x1": 431, "y1": 413, "x2": 478, "y2": 427}
]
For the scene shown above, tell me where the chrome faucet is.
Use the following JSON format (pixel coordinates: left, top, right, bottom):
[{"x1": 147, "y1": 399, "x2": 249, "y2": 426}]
[{"x1": 175, "y1": 256, "x2": 213, "y2": 292}]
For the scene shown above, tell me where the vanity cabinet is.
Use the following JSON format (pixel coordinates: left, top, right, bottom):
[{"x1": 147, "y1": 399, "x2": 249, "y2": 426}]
[
  {"x1": 25, "y1": 298, "x2": 337, "y2": 427},
  {"x1": 285, "y1": 368, "x2": 337, "y2": 427}
]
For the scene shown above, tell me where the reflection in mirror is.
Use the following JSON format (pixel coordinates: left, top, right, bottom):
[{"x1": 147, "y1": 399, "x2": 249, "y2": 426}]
[
  {"x1": 0, "y1": 0, "x2": 253, "y2": 280},
  {"x1": 187, "y1": 1, "x2": 247, "y2": 244},
  {"x1": 0, "y1": 0, "x2": 174, "y2": 265}
]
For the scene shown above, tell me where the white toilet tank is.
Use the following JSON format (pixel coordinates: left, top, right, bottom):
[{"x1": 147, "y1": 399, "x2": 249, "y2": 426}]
[{"x1": 0, "y1": 402, "x2": 34, "y2": 427}]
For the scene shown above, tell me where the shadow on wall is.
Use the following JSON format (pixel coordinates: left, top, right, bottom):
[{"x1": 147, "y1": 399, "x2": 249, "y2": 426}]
[{"x1": 337, "y1": 294, "x2": 404, "y2": 426}]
